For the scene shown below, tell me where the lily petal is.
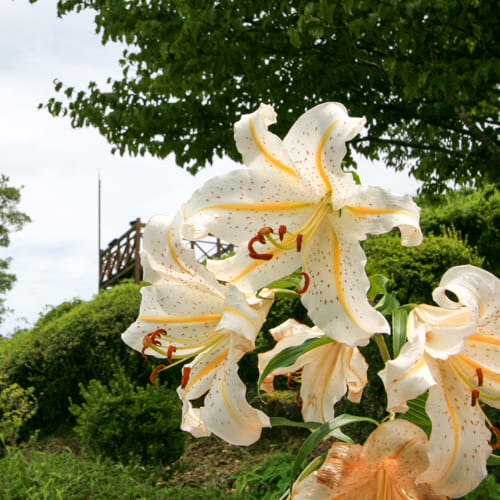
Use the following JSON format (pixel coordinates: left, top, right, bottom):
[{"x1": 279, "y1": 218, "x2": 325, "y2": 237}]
[
  {"x1": 292, "y1": 420, "x2": 445, "y2": 500},
  {"x1": 302, "y1": 217, "x2": 389, "y2": 346},
  {"x1": 433, "y1": 265, "x2": 500, "y2": 330},
  {"x1": 341, "y1": 186, "x2": 423, "y2": 247},
  {"x1": 283, "y1": 102, "x2": 365, "y2": 199},
  {"x1": 200, "y1": 358, "x2": 270, "y2": 446},
  {"x1": 234, "y1": 103, "x2": 298, "y2": 179},
  {"x1": 259, "y1": 319, "x2": 368, "y2": 423},
  {"x1": 411, "y1": 305, "x2": 474, "y2": 359},
  {"x1": 299, "y1": 341, "x2": 368, "y2": 422},
  {"x1": 379, "y1": 324, "x2": 436, "y2": 413},
  {"x1": 179, "y1": 400, "x2": 211, "y2": 438},
  {"x1": 418, "y1": 360, "x2": 491, "y2": 497},
  {"x1": 183, "y1": 167, "x2": 315, "y2": 245}
]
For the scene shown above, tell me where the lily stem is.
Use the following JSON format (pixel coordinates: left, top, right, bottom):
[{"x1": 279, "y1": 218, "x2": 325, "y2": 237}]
[{"x1": 373, "y1": 333, "x2": 392, "y2": 363}]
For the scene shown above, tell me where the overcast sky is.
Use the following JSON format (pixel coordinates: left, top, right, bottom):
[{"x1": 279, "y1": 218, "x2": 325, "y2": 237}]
[{"x1": 0, "y1": 1, "x2": 420, "y2": 335}]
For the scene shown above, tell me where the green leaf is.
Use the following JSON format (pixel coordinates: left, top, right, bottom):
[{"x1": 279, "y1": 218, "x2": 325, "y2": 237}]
[
  {"x1": 391, "y1": 308, "x2": 408, "y2": 358},
  {"x1": 270, "y1": 416, "x2": 321, "y2": 431},
  {"x1": 290, "y1": 414, "x2": 379, "y2": 488},
  {"x1": 258, "y1": 337, "x2": 334, "y2": 397},
  {"x1": 270, "y1": 417, "x2": 353, "y2": 444},
  {"x1": 487, "y1": 454, "x2": 500, "y2": 466},
  {"x1": 397, "y1": 392, "x2": 432, "y2": 436},
  {"x1": 367, "y1": 274, "x2": 389, "y2": 301}
]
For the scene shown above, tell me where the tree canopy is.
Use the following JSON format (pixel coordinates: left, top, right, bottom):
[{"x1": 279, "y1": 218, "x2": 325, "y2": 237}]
[
  {"x1": 0, "y1": 176, "x2": 30, "y2": 324},
  {"x1": 37, "y1": 0, "x2": 499, "y2": 193}
]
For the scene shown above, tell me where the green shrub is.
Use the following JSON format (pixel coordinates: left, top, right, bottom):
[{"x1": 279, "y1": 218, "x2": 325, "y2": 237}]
[
  {"x1": 70, "y1": 367, "x2": 185, "y2": 465},
  {"x1": 418, "y1": 186, "x2": 500, "y2": 276},
  {"x1": 231, "y1": 449, "x2": 296, "y2": 499},
  {"x1": 460, "y1": 474, "x2": 500, "y2": 499},
  {"x1": 364, "y1": 232, "x2": 484, "y2": 305},
  {"x1": 0, "y1": 375, "x2": 37, "y2": 448},
  {"x1": 0, "y1": 281, "x2": 179, "y2": 434}
]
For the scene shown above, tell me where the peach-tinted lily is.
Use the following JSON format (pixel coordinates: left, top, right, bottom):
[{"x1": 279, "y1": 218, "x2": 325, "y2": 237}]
[
  {"x1": 379, "y1": 265, "x2": 500, "y2": 497},
  {"x1": 122, "y1": 211, "x2": 273, "y2": 445},
  {"x1": 291, "y1": 420, "x2": 446, "y2": 499},
  {"x1": 258, "y1": 319, "x2": 368, "y2": 423},
  {"x1": 183, "y1": 103, "x2": 422, "y2": 347}
]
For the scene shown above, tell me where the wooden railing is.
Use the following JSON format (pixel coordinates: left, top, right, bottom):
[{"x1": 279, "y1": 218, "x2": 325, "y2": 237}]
[
  {"x1": 99, "y1": 218, "x2": 145, "y2": 289},
  {"x1": 99, "y1": 218, "x2": 235, "y2": 289}
]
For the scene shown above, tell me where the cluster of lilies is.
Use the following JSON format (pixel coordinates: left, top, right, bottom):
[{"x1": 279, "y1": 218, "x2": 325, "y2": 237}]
[{"x1": 122, "y1": 102, "x2": 499, "y2": 499}]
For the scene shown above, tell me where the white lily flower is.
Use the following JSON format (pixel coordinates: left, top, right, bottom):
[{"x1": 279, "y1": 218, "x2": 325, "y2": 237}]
[
  {"x1": 183, "y1": 103, "x2": 422, "y2": 347},
  {"x1": 291, "y1": 420, "x2": 446, "y2": 500},
  {"x1": 258, "y1": 319, "x2": 368, "y2": 423},
  {"x1": 122, "y1": 212, "x2": 273, "y2": 446},
  {"x1": 379, "y1": 265, "x2": 500, "y2": 497}
]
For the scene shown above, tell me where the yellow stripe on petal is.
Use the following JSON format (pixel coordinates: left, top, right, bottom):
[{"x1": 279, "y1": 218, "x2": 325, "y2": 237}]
[
  {"x1": 199, "y1": 201, "x2": 313, "y2": 213},
  {"x1": 139, "y1": 313, "x2": 222, "y2": 324},
  {"x1": 167, "y1": 225, "x2": 194, "y2": 276},
  {"x1": 224, "y1": 305, "x2": 255, "y2": 326},
  {"x1": 315, "y1": 120, "x2": 340, "y2": 192},
  {"x1": 184, "y1": 347, "x2": 229, "y2": 394},
  {"x1": 249, "y1": 115, "x2": 299, "y2": 179},
  {"x1": 440, "y1": 388, "x2": 461, "y2": 483},
  {"x1": 331, "y1": 229, "x2": 364, "y2": 330},
  {"x1": 468, "y1": 334, "x2": 500, "y2": 346},
  {"x1": 221, "y1": 371, "x2": 241, "y2": 422},
  {"x1": 345, "y1": 205, "x2": 417, "y2": 220}
]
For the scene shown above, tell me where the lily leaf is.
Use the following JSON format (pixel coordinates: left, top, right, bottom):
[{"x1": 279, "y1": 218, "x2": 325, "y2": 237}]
[
  {"x1": 270, "y1": 417, "x2": 353, "y2": 444},
  {"x1": 391, "y1": 307, "x2": 408, "y2": 358},
  {"x1": 258, "y1": 337, "x2": 333, "y2": 397},
  {"x1": 397, "y1": 392, "x2": 432, "y2": 437}
]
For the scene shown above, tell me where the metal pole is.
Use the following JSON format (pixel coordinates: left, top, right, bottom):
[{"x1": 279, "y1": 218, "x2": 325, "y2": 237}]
[{"x1": 98, "y1": 170, "x2": 101, "y2": 292}]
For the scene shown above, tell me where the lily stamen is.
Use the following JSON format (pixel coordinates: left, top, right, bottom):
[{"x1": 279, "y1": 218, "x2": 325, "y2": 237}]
[
  {"x1": 248, "y1": 235, "x2": 273, "y2": 260},
  {"x1": 476, "y1": 367, "x2": 484, "y2": 387},
  {"x1": 181, "y1": 366, "x2": 191, "y2": 389},
  {"x1": 296, "y1": 272, "x2": 310, "y2": 294},
  {"x1": 278, "y1": 225, "x2": 287, "y2": 241},
  {"x1": 150, "y1": 364, "x2": 167, "y2": 385},
  {"x1": 142, "y1": 328, "x2": 166, "y2": 358},
  {"x1": 471, "y1": 389, "x2": 480, "y2": 406},
  {"x1": 488, "y1": 426, "x2": 500, "y2": 450},
  {"x1": 167, "y1": 345, "x2": 176, "y2": 364},
  {"x1": 296, "y1": 392, "x2": 303, "y2": 407},
  {"x1": 296, "y1": 234, "x2": 303, "y2": 252}
]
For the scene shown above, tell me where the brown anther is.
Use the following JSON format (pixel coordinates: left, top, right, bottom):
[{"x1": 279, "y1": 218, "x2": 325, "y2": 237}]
[
  {"x1": 150, "y1": 364, "x2": 167, "y2": 385},
  {"x1": 471, "y1": 389, "x2": 480, "y2": 406},
  {"x1": 296, "y1": 272, "x2": 310, "y2": 294},
  {"x1": 488, "y1": 426, "x2": 500, "y2": 450},
  {"x1": 248, "y1": 235, "x2": 273, "y2": 261},
  {"x1": 257, "y1": 226, "x2": 274, "y2": 242},
  {"x1": 142, "y1": 329, "x2": 166, "y2": 358},
  {"x1": 167, "y1": 345, "x2": 177, "y2": 364},
  {"x1": 296, "y1": 234, "x2": 303, "y2": 252},
  {"x1": 181, "y1": 366, "x2": 191, "y2": 389},
  {"x1": 476, "y1": 367, "x2": 484, "y2": 387},
  {"x1": 278, "y1": 225, "x2": 287, "y2": 241},
  {"x1": 286, "y1": 373, "x2": 295, "y2": 389},
  {"x1": 295, "y1": 392, "x2": 303, "y2": 407}
]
